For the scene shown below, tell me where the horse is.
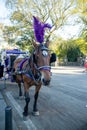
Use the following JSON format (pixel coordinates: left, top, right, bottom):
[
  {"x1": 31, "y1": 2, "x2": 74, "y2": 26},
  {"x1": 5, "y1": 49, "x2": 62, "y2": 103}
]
[{"x1": 12, "y1": 41, "x2": 56, "y2": 117}]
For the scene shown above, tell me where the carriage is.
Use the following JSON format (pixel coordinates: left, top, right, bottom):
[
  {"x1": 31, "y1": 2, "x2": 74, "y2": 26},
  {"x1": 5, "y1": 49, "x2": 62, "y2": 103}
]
[{"x1": 0, "y1": 49, "x2": 29, "y2": 78}]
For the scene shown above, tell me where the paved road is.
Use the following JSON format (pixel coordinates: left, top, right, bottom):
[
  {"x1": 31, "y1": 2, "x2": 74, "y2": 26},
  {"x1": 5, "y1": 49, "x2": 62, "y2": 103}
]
[{"x1": 1, "y1": 66, "x2": 87, "y2": 130}]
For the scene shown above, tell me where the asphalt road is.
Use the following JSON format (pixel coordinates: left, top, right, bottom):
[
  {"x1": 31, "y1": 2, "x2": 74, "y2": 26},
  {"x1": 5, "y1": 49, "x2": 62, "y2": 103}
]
[{"x1": 1, "y1": 66, "x2": 87, "y2": 130}]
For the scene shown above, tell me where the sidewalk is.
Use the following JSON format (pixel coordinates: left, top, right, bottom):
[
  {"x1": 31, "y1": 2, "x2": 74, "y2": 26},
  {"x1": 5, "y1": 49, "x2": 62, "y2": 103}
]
[
  {"x1": 51, "y1": 66, "x2": 84, "y2": 74},
  {"x1": 0, "y1": 91, "x2": 6, "y2": 130},
  {"x1": 0, "y1": 83, "x2": 18, "y2": 130}
]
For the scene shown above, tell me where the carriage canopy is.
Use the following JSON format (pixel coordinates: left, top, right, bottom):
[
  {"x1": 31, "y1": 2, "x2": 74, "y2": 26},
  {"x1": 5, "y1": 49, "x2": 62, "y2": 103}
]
[{"x1": 6, "y1": 49, "x2": 27, "y2": 55}]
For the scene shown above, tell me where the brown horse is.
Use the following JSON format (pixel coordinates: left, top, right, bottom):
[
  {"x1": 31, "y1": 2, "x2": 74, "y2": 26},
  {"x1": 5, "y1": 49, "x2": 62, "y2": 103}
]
[{"x1": 12, "y1": 41, "x2": 56, "y2": 117}]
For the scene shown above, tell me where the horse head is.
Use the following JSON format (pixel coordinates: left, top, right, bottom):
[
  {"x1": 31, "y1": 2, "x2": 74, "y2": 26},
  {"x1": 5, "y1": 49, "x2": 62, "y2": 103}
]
[{"x1": 32, "y1": 41, "x2": 51, "y2": 86}]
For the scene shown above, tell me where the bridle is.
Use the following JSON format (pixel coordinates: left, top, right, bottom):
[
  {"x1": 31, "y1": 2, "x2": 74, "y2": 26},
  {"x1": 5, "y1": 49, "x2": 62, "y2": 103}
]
[
  {"x1": 38, "y1": 66, "x2": 51, "y2": 71},
  {"x1": 33, "y1": 44, "x2": 51, "y2": 71},
  {"x1": 27, "y1": 44, "x2": 51, "y2": 84}
]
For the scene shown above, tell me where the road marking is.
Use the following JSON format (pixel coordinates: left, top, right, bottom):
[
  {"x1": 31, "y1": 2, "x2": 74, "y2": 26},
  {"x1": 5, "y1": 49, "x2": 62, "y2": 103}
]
[{"x1": 6, "y1": 91, "x2": 37, "y2": 130}]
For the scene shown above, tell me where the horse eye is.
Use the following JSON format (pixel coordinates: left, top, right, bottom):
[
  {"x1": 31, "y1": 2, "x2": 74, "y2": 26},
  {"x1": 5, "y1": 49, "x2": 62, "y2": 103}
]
[{"x1": 42, "y1": 50, "x2": 48, "y2": 56}]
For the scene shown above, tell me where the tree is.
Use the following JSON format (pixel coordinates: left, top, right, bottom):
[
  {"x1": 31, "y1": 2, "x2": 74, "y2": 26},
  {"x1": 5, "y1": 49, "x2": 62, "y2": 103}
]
[
  {"x1": 50, "y1": 37, "x2": 83, "y2": 62},
  {"x1": 67, "y1": 45, "x2": 81, "y2": 62},
  {"x1": 75, "y1": 38, "x2": 87, "y2": 55},
  {"x1": 4, "y1": 0, "x2": 75, "y2": 50}
]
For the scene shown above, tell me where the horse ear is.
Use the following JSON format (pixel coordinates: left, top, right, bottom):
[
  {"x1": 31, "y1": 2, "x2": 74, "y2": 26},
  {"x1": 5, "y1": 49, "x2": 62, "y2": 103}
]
[
  {"x1": 45, "y1": 35, "x2": 50, "y2": 48},
  {"x1": 45, "y1": 39, "x2": 50, "y2": 48},
  {"x1": 32, "y1": 40, "x2": 38, "y2": 48}
]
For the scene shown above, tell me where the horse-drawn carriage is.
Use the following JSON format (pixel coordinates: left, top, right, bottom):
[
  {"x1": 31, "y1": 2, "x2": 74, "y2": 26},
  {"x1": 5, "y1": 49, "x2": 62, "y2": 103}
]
[
  {"x1": 0, "y1": 49, "x2": 28, "y2": 79},
  {"x1": 0, "y1": 16, "x2": 56, "y2": 118}
]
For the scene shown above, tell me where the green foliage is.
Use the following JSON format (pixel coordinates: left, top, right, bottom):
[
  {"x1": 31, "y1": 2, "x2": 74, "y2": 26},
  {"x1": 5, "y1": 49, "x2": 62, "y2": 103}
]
[
  {"x1": 67, "y1": 46, "x2": 80, "y2": 62},
  {"x1": 10, "y1": 11, "x2": 25, "y2": 23},
  {"x1": 82, "y1": 29, "x2": 87, "y2": 42},
  {"x1": 50, "y1": 37, "x2": 66, "y2": 58},
  {"x1": 80, "y1": 16, "x2": 87, "y2": 42},
  {"x1": 75, "y1": 38, "x2": 87, "y2": 55},
  {"x1": 50, "y1": 38, "x2": 83, "y2": 62},
  {"x1": 76, "y1": 0, "x2": 87, "y2": 16}
]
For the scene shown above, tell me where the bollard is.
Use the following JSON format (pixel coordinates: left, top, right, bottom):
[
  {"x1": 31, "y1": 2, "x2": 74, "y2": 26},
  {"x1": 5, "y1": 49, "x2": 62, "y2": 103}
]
[
  {"x1": 5, "y1": 106, "x2": 12, "y2": 130},
  {"x1": 18, "y1": 125, "x2": 22, "y2": 130}
]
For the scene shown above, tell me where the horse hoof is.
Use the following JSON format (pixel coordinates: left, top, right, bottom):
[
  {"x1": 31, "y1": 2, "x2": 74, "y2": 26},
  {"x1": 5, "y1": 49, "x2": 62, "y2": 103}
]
[
  {"x1": 32, "y1": 111, "x2": 40, "y2": 116},
  {"x1": 23, "y1": 115, "x2": 29, "y2": 121},
  {"x1": 19, "y1": 96, "x2": 24, "y2": 100}
]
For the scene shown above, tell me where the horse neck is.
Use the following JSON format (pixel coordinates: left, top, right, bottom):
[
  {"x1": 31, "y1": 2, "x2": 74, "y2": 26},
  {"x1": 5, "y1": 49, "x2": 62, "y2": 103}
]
[{"x1": 29, "y1": 54, "x2": 38, "y2": 75}]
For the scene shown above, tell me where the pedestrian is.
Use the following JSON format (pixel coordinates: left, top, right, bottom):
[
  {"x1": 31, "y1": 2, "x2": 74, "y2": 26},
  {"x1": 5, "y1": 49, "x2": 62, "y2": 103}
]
[{"x1": 84, "y1": 60, "x2": 87, "y2": 72}]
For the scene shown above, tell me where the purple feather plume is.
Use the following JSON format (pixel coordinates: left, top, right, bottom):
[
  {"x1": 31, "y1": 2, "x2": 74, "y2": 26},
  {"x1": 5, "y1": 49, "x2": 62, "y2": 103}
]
[{"x1": 33, "y1": 16, "x2": 51, "y2": 44}]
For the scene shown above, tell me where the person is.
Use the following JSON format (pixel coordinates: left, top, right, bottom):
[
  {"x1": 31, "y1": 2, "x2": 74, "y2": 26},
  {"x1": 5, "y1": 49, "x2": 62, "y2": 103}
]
[{"x1": 84, "y1": 60, "x2": 87, "y2": 72}]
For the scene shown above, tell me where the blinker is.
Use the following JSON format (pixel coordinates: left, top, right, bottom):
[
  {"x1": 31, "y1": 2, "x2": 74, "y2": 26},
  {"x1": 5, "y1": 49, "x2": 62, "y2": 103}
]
[{"x1": 42, "y1": 50, "x2": 48, "y2": 56}]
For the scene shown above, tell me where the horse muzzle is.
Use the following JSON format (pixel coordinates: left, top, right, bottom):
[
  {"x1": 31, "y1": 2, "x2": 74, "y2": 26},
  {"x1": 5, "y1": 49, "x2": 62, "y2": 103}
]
[
  {"x1": 39, "y1": 66, "x2": 51, "y2": 86},
  {"x1": 42, "y1": 78, "x2": 51, "y2": 86}
]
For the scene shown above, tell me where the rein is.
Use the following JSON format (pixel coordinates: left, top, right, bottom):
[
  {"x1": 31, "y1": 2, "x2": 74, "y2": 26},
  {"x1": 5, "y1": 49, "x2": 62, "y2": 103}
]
[{"x1": 25, "y1": 55, "x2": 41, "y2": 85}]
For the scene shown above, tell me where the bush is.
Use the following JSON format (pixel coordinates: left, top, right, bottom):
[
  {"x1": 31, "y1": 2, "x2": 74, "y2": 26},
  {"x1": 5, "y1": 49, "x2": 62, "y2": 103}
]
[{"x1": 67, "y1": 47, "x2": 81, "y2": 62}]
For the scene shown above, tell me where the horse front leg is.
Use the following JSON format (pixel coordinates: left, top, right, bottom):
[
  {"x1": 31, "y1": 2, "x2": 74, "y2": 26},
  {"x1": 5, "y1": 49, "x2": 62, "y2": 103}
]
[
  {"x1": 23, "y1": 91, "x2": 30, "y2": 117},
  {"x1": 18, "y1": 82, "x2": 22, "y2": 97},
  {"x1": 33, "y1": 85, "x2": 41, "y2": 116}
]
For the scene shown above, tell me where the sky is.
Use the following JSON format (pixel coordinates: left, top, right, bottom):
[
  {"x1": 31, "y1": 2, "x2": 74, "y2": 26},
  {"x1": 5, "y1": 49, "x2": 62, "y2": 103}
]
[
  {"x1": 56, "y1": 17, "x2": 83, "y2": 40},
  {"x1": 0, "y1": 0, "x2": 11, "y2": 25},
  {"x1": 0, "y1": 0, "x2": 83, "y2": 40}
]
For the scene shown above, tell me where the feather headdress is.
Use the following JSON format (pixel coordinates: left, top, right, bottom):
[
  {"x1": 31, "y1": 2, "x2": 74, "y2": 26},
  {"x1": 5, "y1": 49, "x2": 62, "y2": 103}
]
[{"x1": 33, "y1": 16, "x2": 51, "y2": 44}]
